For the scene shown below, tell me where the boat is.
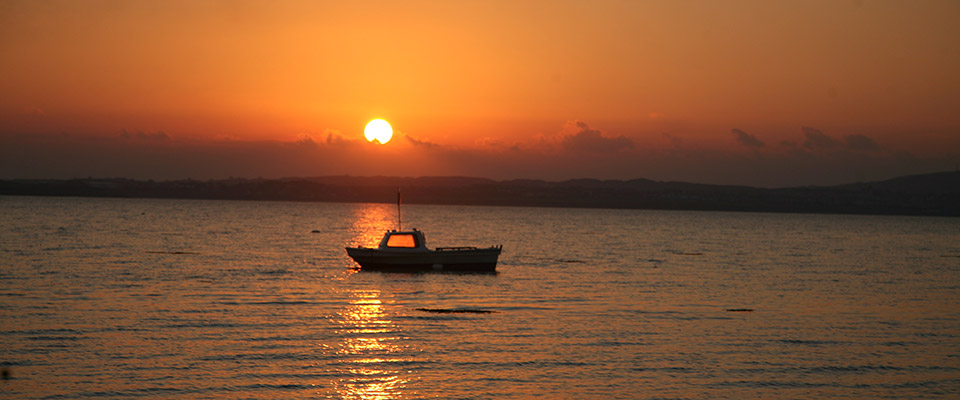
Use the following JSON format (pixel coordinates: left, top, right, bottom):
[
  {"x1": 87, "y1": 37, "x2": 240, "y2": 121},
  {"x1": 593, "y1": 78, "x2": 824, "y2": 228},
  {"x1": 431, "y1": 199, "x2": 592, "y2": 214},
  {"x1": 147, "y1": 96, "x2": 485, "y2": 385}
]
[{"x1": 345, "y1": 229, "x2": 502, "y2": 272}]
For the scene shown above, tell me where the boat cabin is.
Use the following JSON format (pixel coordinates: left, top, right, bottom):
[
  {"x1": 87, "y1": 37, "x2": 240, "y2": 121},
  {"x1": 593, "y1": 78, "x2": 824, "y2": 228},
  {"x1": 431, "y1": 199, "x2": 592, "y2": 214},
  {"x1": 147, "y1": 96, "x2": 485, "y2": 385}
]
[{"x1": 378, "y1": 229, "x2": 428, "y2": 250}]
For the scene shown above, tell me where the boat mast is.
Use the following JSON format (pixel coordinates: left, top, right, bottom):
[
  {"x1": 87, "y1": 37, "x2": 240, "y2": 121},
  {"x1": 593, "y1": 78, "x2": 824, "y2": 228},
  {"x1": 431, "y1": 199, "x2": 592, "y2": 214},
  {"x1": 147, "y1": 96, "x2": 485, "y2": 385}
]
[{"x1": 396, "y1": 187, "x2": 402, "y2": 231}]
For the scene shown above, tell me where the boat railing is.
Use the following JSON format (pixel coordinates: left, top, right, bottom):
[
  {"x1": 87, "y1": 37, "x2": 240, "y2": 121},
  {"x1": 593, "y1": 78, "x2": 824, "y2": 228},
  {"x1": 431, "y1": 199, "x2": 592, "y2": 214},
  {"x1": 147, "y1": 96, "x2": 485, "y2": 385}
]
[
  {"x1": 436, "y1": 245, "x2": 502, "y2": 251},
  {"x1": 436, "y1": 246, "x2": 478, "y2": 251}
]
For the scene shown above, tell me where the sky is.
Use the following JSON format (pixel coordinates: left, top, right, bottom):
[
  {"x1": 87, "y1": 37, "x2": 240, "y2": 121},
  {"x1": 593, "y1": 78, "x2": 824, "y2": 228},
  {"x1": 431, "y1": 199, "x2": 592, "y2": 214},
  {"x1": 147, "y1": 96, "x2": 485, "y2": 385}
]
[{"x1": 1, "y1": 0, "x2": 959, "y2": 187}]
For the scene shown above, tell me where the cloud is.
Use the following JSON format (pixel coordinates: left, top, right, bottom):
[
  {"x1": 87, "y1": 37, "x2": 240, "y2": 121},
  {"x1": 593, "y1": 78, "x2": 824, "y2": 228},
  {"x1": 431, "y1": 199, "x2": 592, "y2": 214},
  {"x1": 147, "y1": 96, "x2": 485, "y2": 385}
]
[
  {"x1": 2, "y1": 120, "x2": 953, "y2": 188},
  {"x1": 324, "y1": 129, "x2": 358, "y2": 146},
  {"x1": 121, "y1": 129, "x2": 171, "y2": 141},
  {"x1": 293, "y1": 134, "x2": 318, "y2": 149},
  {"x1": 475, "y1": 136, "x2": 507, "y2": 148},
  {"x1": 406, "y1": 135, "x2": 439, "y2": 148},
  {"x1": 844, "y1": 134, "x2": 879, "y2": 151},
  {"x1": 800, "y1": 128, "x2": 879, "y2": 152},
  {"x1": 731, "y1": 128, "x2": 764, "y2": 148},
  {"x1": 560, "y1": 121, "x2": 633, "y2": 153},
  {"x1": 801, "y1": 127, "x2": 839, "y2": 150}
]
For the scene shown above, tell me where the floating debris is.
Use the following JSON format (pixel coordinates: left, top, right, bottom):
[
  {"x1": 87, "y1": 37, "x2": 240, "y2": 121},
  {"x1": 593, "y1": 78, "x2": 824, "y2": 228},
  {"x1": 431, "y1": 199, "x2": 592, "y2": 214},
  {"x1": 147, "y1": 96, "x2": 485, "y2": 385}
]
[
  {"x1": 726, "y1": 308, "x2": 754, "y2": 312},
  {"x1": 416, "y1": 308, "x2": 496, "y2": 314},
  {"x1": 145, "y1": 251, "x2": 200, "y2": 255},
  {"x1": 311, "y1": 230, "x2": 321, "y2": 233}
]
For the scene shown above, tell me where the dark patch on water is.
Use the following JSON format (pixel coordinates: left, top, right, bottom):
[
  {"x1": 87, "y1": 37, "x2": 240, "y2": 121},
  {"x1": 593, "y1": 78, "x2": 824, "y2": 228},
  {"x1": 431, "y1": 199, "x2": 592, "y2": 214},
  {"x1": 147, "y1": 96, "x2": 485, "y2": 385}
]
[
  {"x1": 454, "y1": 360, "x2": 594, "y2": 369},
  {"x1": 109, "y1": 283, "x2": 145, "y2": 289},
  {"x1": 881, "y1": 341, "x2": 914, "y2": 347},
  {"x1": 219, "y1": 300, "x2": 313, "y2": 306},
  {"x1": 666, "y1": 250, "x2": 704, "y2": 256},
  {"x1": 535, "y1": 257, "x2": 586, "y2": 264},
  {"x1": 13, "y1": 328, "x2": 85, "y2": 336},
  {"x1": 258, "y1": 268, "x2": 290, "y2": 276},
  {"x1": 145, "y1": 251, "x2": 199, "y2": 255},
  {"x1": 714, "y1": 379, "x2": 832, "y2": 388},
  {"x1": 61, "y1": 385, "x2": 219, "y2": 398},
  {"x1": 161, "y1": 322, "x2": 243, "y2": 329},
  {"x1": 495, "y1": 306, "x2": 554, "y2": 311},
  {"x1": 915, "y1": 331, "x2": 958, "y2": 338},
  {"x1": 416, "y1": 308, "x2": 496, "y2": 314},
  {"x1": 582, "y1": 340, "x2": 646, "y2": 347},
  {"x1": 632, "y1": 366, "x2": 694, "y2": 373},
  {"x1": 732, "y1": 364, "x2": 940, "y2": 376},
  {"x1": 777, "y1": 339, "x2": 841, "y2": 346},
  {"x1": 633, "y1": 310, "x2": 683, "y2": 315},
  {"x1": 474, "y1": 376, "x2": 532, "y2": 382},
  {"x1": 808, "y1": 365, "x2": 906, "y2": 373},
  {"x1": 26, "y1": 335, "x2": 83, "y2": 341},
  {"x1": 726, "y1": 308, "x2": 754, "y2": 312},
  {"x1": 201, "y1": 352, "x2": 315, "y2": 362},
  {"x1": 233, "y1": 383, "x2": 317, "y2": 391}
]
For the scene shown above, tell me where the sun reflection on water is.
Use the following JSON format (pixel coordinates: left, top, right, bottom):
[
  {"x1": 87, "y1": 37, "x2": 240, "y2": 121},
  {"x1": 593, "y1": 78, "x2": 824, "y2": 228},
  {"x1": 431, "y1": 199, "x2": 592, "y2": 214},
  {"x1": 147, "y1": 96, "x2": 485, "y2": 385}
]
[
  {"x1": 349, "y1": 204, "x2": 397, "y2": 248},
  {"x1": 332, "y1": 289, "x2": 416, "y2": 399}
]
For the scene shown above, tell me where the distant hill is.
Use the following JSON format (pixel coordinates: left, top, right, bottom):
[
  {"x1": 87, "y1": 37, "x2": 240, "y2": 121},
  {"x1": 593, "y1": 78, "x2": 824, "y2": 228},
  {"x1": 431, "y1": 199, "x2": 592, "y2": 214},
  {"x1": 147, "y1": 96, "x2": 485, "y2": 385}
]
[
  {"x1": 2, "y1": 171, "x2": 958, "y2": 217},
  {"x1": 837, "y1": 171, "x2": 960, "y2": 193}
]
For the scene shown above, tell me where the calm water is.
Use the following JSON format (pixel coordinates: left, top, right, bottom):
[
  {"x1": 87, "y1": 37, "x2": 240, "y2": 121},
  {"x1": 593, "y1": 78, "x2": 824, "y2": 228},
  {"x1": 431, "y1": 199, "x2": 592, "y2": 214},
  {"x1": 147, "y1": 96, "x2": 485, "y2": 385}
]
[{"x1": 1, "y1": 196, "x2": 959, "y2": 399}]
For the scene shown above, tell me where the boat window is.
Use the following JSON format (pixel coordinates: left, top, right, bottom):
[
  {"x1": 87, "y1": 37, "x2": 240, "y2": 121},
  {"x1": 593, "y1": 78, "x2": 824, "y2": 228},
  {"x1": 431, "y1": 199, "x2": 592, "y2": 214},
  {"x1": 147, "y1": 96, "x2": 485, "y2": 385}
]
[{"x1": 385, "y1": 234, "x2": 417, "y2": 248}]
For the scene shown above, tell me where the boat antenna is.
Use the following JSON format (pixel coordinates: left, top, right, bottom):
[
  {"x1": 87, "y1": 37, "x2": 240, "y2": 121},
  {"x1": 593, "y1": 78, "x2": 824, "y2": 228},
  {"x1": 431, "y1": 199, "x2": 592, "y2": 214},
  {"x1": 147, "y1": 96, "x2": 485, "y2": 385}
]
[{"x1": 396, "y1": 187, "x2": 402, "y2": 231}]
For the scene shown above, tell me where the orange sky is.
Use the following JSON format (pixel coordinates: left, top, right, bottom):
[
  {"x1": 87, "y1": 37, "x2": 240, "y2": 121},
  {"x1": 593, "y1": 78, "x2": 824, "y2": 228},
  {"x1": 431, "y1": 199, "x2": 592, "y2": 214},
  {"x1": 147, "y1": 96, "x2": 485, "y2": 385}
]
[{"x1": 1, "y1": 0, "x2": 959, "y2": 186}]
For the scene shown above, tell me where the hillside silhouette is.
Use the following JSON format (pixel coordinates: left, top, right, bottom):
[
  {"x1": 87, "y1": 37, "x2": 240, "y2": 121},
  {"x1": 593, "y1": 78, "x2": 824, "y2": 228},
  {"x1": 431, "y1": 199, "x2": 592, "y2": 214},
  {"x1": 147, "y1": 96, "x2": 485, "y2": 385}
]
[{"x1": 2, "y1": 171, "x2": 958, "y2": 217}]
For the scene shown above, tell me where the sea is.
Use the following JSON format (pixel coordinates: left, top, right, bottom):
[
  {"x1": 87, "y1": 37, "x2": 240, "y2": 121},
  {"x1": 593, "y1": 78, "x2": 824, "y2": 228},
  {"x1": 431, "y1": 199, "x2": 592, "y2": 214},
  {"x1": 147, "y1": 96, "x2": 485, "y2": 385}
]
[{"x1": 1, "y1": 196, "x2": 958, "y2": 399}]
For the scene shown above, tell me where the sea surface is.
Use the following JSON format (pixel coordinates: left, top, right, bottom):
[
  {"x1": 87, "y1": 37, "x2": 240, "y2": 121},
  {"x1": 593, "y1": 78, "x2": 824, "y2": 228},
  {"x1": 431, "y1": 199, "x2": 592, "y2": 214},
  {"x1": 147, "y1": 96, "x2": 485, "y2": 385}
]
[{"x1": 1, "y1": 196, "x2": 958, "y2": 399}]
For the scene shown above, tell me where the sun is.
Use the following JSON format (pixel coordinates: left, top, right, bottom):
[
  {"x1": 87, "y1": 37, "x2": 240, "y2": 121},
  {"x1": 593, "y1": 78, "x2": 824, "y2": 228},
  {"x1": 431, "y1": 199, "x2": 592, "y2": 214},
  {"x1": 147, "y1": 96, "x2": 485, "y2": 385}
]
[{"x1": 364, "y1": 119, "x2": 393, "y2": 144}]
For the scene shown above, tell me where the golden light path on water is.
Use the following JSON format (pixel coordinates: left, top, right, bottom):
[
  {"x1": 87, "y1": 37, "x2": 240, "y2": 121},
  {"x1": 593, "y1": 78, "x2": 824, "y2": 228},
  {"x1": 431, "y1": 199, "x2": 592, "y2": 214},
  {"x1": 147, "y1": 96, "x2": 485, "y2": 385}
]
[
  {"x1": 349, "y1": 204, "x2": 396, "y2": 248},
  {"x1": 331, "y1": 204, "x2": 414, "y2": 399},
  {"x1": 332, "y1": 290, "x2": 412, "y2": 399}
]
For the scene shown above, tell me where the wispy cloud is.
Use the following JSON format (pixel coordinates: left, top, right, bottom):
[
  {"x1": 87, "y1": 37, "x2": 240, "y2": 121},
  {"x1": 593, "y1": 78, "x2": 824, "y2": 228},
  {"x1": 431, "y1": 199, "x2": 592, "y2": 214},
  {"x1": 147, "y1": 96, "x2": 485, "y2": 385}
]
[
  {"x1": 293, "y1": 134, "x2": 318, "y2": 149},
  {"x1": 560, "y1": 121, "x2": 633, "y2": 153},
  {"x1": 406, "y1": 134, "x2": 440, "y2": 149},
  {"x1": 325, "y1": 132, "x2": 348, "y2": 146},
  {"x1": 802, "y1": 127, "x2": 839, "y2": 150},
  {"x1": 800, "y1": 127, "x2": 880, "y2": 152},
  {"x1": 731, "y1": 128, "x2": 764, "y2": 148}
]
